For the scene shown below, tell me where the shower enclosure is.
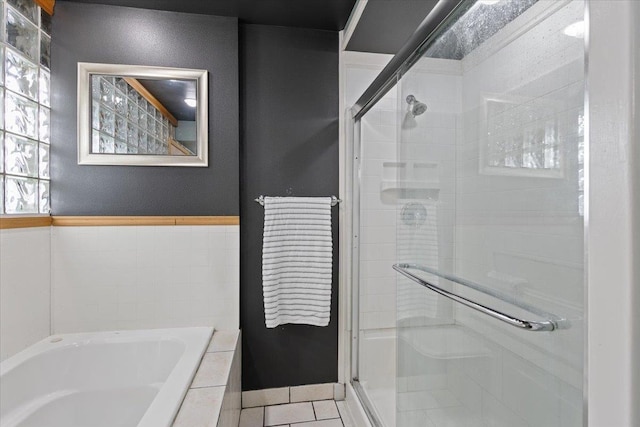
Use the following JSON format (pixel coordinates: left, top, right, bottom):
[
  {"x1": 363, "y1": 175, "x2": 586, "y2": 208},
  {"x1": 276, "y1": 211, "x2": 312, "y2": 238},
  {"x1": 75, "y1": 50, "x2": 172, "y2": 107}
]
[{"x1": 349, "y1": 1, "x2": 585, "y2": 426}]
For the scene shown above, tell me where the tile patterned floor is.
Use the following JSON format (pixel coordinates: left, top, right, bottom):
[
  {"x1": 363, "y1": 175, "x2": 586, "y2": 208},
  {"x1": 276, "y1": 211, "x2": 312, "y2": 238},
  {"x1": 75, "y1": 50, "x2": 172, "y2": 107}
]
[{"x1": 240, "y1": 400, "x2": 350, "y2": 427}]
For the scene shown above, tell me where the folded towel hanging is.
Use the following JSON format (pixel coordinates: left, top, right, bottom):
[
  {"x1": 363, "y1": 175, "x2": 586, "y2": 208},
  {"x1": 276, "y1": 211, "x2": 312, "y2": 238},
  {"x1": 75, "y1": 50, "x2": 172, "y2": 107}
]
[{"x1": 261, "y1": 196, "x2": 333, "y2": 328}]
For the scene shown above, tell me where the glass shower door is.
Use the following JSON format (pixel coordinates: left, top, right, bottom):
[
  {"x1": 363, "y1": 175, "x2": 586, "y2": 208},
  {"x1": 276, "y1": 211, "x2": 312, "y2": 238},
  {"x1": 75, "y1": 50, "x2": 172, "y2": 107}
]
[{"x1": 394, "y1": 1, "x2": 585, "y2": 426}]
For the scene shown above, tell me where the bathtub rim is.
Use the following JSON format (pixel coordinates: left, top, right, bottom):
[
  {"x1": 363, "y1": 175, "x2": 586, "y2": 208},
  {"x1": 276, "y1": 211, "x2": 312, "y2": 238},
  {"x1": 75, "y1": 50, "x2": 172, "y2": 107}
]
[{"x1": 0, "y1": 326, "x2": 214, "y2": 427}]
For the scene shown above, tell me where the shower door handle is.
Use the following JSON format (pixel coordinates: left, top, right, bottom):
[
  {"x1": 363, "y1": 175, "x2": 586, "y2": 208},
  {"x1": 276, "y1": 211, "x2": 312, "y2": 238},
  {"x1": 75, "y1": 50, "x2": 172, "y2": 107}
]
[{"x1": 393, "y1": 264, "x2": 567, "y2": 332}]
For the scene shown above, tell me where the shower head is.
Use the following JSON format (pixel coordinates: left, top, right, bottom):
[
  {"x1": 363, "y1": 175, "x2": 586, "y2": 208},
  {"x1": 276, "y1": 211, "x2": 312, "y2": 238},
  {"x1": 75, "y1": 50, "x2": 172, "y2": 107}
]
[{"x1": 406, "y1": 95, "x2": 427, "y2": 117}]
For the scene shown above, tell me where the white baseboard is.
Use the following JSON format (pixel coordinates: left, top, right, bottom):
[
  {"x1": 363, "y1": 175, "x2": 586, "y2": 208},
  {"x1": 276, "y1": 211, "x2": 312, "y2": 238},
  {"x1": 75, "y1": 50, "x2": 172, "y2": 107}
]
[{"x1": 242, "y1": 382, "x2": 346, "y2": 408}]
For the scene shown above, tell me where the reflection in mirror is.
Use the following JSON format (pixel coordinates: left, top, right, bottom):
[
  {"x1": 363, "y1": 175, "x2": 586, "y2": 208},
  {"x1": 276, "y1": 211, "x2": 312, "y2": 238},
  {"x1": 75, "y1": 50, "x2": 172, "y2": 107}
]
[
  {"x1": 91, "y1": 76, "x2": 197, "y2": 156},
  {"x1": 78, "y1": 63, "x2": 208, "y2": 167}
]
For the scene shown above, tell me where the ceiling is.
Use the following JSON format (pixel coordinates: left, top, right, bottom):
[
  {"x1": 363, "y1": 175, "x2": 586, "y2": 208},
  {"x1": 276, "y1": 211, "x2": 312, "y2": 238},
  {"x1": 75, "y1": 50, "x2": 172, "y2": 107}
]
[
  {"x1": 57, "y1": 0, "x2": 438, "y2": 55},
  {"x1": 56, "y1": 0, "x2": 357, "y2": 31},
  {"x1": 137, "y1": 79, "x2": 196, "y2": 122}
]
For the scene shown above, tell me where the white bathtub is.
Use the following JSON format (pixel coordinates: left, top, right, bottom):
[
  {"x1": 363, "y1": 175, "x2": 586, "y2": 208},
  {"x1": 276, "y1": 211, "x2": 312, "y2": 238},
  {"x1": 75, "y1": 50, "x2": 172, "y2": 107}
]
[{"x1": 0, "y1": 327, "x2": 213, "y2": 427}]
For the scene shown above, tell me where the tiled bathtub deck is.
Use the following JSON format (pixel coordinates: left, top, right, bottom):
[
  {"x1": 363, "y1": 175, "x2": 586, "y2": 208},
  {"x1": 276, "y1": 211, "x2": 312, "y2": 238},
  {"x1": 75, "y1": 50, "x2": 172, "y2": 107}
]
[
  {"x1": 171, "y1": 333, "x2": 354, "y2": 427},
  {"x1": 172, "y1": 330, "x2": 241, "y2": 427}
]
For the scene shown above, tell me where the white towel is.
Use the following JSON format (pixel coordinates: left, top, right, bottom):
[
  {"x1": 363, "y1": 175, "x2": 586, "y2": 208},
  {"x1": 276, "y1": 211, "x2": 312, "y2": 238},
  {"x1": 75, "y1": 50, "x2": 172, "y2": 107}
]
[{"x1": 262, "y1": 196, "x2": 333, "y2": 328}]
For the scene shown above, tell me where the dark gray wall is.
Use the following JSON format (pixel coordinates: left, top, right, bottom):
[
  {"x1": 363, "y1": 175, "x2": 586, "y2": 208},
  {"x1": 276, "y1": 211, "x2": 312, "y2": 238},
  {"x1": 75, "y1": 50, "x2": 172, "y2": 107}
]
[
  {"x1": 51, "y1": 3, "x2": 239, "y2": 215},
  {"x1": 240, "y1": 24, "x2": 339, "y2": 390},
  {"x1": 346, "y1": 0, "x2": 438, "y2": 55}
]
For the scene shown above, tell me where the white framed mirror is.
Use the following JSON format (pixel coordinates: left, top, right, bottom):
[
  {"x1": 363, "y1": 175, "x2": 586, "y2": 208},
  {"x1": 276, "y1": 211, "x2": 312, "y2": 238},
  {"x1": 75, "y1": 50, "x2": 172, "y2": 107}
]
[{"x1": 77, "y1": 62, "x2": 208, "y2": 167}]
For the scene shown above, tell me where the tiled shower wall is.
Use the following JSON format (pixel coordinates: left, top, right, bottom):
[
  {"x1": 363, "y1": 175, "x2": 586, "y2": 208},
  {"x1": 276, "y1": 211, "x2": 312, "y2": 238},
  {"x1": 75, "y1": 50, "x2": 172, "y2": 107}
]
[
  {"x1": 52, "y1": 225, "x2": 239, "y2": 333},
  {"x1": 395, "y1": 60, "x2": 460, "y2": 330},
  {"x1": 0, "y1": 227, "x2": 51, "y2": 361},
  {"x1": 344, "y1": 54, "x2": 397, "y2": 332},
  {"x1": 351, "y1": 56, "x2": 461, "y2": 334},
  {"x1": 356, "y1": 88, "x2": 400, "y2": 426},
  {"x1": 358, "y1": 85, "x2": 398, "y2": 332}
]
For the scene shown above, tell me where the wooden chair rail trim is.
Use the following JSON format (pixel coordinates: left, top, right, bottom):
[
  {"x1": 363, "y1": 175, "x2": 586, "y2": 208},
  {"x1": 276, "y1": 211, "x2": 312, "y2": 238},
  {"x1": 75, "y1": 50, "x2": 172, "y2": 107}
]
[
  {"x1": 51, "y1": 216, "x2": 239, "y2": 226},
  {"x1": 169, "y1": 138, "x2": 194, "y2": 156},
  {"x1": 34, "y1": 0, "x2": 55, "y2": 15},
  {"x1": 0, "y1": 216, "x2": 53, "y2": 229},
  {"x1": 123, "y1": 78, "x2": 179, "y2": 127},
  {"x1": 1, "y1": 216, "x2": 239, "y2": 229},
  {"x1": 175, "y1": 216, "x2": 239, "y2": 226},
  {"x1": 52, "y1": 216, "x2": 175, "y2": 226}
]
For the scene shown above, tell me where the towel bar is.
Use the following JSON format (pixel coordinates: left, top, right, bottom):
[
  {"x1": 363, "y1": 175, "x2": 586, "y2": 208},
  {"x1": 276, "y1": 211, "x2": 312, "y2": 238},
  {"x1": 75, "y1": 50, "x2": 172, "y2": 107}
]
[
  {"x1": 393, "y1": 263, "x2": 569, "y2": 332},
  {"x1": 254, "y1": 195, "x2": 341, "y2": 206}
]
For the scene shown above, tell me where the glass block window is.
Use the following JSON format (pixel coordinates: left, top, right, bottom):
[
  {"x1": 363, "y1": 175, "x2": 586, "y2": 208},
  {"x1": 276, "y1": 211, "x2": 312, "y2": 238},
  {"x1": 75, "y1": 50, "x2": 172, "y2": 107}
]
[
  {"x1": 91, "y1": 76, "x2": 175, "y2": 155},
  {"x1": 1, "y1": 0, "x2": 50, "y2": 214}
]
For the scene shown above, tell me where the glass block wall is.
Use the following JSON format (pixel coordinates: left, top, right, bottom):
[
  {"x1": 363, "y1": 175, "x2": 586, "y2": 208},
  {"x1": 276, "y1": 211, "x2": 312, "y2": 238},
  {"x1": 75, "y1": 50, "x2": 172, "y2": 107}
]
[
  {"x1": 0, "y1": 0, "x2": 51, "y2": 214},
  {"x1": 91, "y1": 76, "x2": 176, "y2": 155}
]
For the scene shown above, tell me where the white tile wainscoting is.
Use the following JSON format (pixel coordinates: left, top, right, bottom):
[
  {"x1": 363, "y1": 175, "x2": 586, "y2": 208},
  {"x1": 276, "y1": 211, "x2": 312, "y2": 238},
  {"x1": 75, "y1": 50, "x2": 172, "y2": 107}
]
[
  {"x1": 0, "y1": 227, "x2": 51, "y2": 361},
  {"x1": 0, "y1": 226, "x2": 51, "y2": 362},
  {"x1": 51, "y1": 224, "x2": 240, "y2": 333}
]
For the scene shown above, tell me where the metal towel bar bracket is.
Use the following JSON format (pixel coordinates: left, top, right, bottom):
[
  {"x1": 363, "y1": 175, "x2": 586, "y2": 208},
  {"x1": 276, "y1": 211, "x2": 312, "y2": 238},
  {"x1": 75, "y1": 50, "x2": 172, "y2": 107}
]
[
  {"x1": 255, "y1": 195, "x2": 341, "y2": 206},
  {"x1": 393, "y1": 263, "x2": 569, "y2": 332}
]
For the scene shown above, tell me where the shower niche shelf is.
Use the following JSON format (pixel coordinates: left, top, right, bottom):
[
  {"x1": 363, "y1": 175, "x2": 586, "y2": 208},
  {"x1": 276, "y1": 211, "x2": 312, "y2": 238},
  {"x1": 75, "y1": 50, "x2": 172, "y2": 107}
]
[
  {"x1": 399, "y1": 325, "x2": 491, "y2": 360},
  {"x1": 380, "y1": 161, "x2": 440, "y2": 200},
  {"x1": 380, "y1": 180, "x2": 440, "y2": 200}
]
